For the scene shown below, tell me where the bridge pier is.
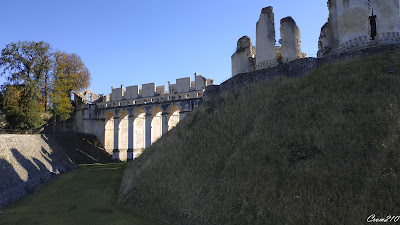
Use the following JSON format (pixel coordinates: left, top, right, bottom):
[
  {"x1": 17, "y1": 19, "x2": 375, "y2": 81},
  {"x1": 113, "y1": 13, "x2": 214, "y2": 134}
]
[
  {"x1": 145, "y1": 114, "x2": 152, "y2": 149},
  {"x1": 162, "y1": 112, "x2": 169, "y2": 135},
  {"x1": 97, "y1": 99, "x2": 202, "y2": 161},
  {"x1": 127, "y1": 115, "x2": 135, "y2": 160},
  {"x1": 112, "y1": 116, "x2": 120, "y2": 160}
]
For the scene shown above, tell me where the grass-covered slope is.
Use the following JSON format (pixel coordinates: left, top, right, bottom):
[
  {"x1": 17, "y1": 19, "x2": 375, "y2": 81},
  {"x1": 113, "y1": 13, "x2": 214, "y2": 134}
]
[{"x1": 120, "y1": 51, "x2": 400, "y2": 225}]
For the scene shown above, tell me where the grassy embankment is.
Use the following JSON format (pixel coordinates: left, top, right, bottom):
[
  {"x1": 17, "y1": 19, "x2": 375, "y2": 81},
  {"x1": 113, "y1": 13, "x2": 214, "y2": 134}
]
[
  {"x1": 120, "y1": 51, "x2": 400, "y2": 224},
  {"x1": 0, "y1": 163, "x2": 156, "y2": 225}
]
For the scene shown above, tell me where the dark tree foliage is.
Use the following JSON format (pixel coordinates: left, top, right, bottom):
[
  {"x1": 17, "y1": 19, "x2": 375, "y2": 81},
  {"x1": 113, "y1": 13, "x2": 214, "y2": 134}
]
[
  {"x1": 0, "y1": 41, "x2": 51, "y2": 129},
  {"x1": 0, "y1": 41, "x2": 91, "y2": 129},
  {"x1": 0, "y1": 88, "x2": 4, "y2": 110}
]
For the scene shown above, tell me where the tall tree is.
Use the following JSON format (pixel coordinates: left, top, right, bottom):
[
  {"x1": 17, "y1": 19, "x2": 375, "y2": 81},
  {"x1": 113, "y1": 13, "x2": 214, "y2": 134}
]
[
  {"x1": 0, "y1": 41, "x2": 90, "y2": 129},
  {"x1": 0, "y1": 41, "x2": 52, "y2": 129},
  {"x1": 50, "y1": 51, "x2": 91, "y2": 121}
]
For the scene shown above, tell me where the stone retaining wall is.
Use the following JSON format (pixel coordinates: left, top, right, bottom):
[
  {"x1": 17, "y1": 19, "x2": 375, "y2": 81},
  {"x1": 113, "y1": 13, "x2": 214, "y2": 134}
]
[{"x1": 0, "y1": 134, "x2": 76, "y2": 208}]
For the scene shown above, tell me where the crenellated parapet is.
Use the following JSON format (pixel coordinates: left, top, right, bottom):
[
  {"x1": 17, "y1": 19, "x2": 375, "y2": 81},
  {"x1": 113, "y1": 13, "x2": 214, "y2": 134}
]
[{"x1": 97, "y1": 74, "x2": 213, "y2": 109}]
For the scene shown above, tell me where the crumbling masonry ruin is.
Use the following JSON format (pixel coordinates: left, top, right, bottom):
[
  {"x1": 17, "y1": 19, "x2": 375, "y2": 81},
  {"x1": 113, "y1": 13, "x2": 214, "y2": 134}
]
[
  {"x1": 318, "y1": 0, "x2": 400, "y2": 57},
  {"x1": 232, "y1": 1, "x2": 400, "y2": 76},
  {"x1": 231, "y1": 6, "x2": 307, "y2": 77}
]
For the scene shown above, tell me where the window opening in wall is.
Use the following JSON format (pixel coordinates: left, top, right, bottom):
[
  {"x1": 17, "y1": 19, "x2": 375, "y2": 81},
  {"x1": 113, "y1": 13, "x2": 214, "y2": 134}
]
[
  {"x1": 87, "y1": 93, "x2": 92, "y2": 102},
  {"x1": 144, "y1": 99, "x2": 147, "y2": 104},
  {"x1": 151, "y1": 98, "x2": 154, "y2": 103},
  {"x1": 133, "y1": 100, "x2": 136, "y2": 104},
  {"x1": 197, "y1": 93, "x2": 201, "y2": 98},
  {"x1": 186, "y1": 94, "x2": 189, "y2": 99},
  {"x1": 369, "y1": 14, "x2": 377, "y2": 40},
  {"x1": 168, "y1": 96, "x2": 171, "y2": 101},
  {"x1": 127, "y1": 101, "x2": 130, "y2": 105},
  {"x1": 178, "y1": 95, "x2": 182, "y2": 100}
]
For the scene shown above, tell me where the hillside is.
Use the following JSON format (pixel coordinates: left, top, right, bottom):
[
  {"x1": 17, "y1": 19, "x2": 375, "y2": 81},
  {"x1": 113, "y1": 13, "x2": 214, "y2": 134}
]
[{"x1": 120, "y1": 51, "x2": 400, "y2": 225}]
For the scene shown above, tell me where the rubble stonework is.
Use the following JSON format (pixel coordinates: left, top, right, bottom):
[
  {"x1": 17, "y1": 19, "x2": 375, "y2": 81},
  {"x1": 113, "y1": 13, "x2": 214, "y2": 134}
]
[
  {"x1": 74, "y1": 74, "x2": 213, "y2": 161},
  {"x1": 256, "y1": 7, "x2": 277, "y2": 69},
  {"x1": 232, "y1": 6, "x2": 306, "y2": 77},
  {"x1": 231, "y1": 36, "x2": 256, "y2": 76},
  {"x1": 280, "y1": 17, "x2": 305, "y2": 62},
  {"x1": 318, "y1": 0, "x2": 400, "y2": 57}
]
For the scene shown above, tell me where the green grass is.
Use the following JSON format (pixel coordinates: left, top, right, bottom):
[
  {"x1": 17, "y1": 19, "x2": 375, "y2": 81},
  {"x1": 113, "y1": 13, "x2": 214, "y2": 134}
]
[
  {"x1": 0, "y1": 163, "x2": 157, "y2": 225},
  {"x1": 120, "y1": 51, "x2": 400, "y2": 224}
]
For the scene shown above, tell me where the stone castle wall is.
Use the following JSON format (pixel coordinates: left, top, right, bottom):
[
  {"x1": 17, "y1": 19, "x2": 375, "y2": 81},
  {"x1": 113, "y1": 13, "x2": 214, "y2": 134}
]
[
  {"x1": 217, "y1": 44, "x2": 400, "y2": 93},
  {"x1": 318, "y1": 0, "x2": 400, "y2": 57}
]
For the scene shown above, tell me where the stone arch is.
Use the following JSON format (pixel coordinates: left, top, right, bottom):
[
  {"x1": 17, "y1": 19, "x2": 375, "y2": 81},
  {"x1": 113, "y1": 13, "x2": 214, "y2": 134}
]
[
  {"x1": 133, "y1": 107, "x2": 146, "y2": 150},
  {"x1": 151, "y1": 106, "x2": 163, "y2": 144},
  {"x1": 104, "y1": 112, "x2": 114, "y2": 154},
  {"x1": 118, "y1": 110, "x2": 129, "y2": 152},
  {"x1": 167, "y1": 105, "x2": 180, "y2": 131}
]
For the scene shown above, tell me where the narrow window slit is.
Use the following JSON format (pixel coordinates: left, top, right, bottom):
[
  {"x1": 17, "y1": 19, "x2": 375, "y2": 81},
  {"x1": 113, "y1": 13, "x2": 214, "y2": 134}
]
[{"x1": 369, "y1": 15, "x2": 377, "y2": 40}]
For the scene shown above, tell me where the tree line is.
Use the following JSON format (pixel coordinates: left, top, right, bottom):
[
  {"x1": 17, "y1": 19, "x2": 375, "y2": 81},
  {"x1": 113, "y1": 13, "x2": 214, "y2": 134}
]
[{"x1": 0, "y1": 41, "x2": 91, "y2": 130}]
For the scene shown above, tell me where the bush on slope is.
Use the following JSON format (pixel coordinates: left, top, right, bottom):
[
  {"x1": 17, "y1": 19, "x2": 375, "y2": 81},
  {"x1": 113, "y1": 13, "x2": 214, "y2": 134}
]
[{"x1": 120, "y1": 51, "x2": 400, "y2": 225}]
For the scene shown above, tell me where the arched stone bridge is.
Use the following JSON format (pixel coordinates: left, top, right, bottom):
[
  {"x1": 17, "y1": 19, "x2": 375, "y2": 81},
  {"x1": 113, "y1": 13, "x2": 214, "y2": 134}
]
[
  {"x1": 99, "y1": 98, "x2": 199, "y2": 160},
  {"x1": 74, "y1": 74, "x2": 213, "y2": 161}
]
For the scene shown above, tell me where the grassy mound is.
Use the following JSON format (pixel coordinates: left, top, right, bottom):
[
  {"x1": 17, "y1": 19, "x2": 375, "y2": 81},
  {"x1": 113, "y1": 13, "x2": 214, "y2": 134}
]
[{"x1": 120, "y1": 51, "x2": 400, "y2": 225}]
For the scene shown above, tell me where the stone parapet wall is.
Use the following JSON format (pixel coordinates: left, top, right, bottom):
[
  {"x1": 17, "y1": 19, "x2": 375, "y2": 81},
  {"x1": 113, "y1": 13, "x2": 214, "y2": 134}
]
[
  {"x1": 96, "y1": 90, "x2": 204, "y2": 111},
  {"x1": 336, "y1": 33, "x2": 400, "y2": 54}
]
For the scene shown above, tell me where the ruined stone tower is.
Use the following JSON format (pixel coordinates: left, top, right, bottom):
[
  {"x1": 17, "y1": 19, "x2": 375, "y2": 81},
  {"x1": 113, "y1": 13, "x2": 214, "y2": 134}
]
[
  {"x1": 231, "y1": 6, "x2": 306, "y2": 77},
  {"x1": 231, "y1": 36, "x2": 256, "y2": 76},
  {"x1": 318, "y1": 0, "x2": 400, "y2": 57},
  {"x1": 280, "y1": 17, "x2": 302, "y2": 62},
  {"x1": 256, "y1": 7, "x2": 277, "y2": 70}
]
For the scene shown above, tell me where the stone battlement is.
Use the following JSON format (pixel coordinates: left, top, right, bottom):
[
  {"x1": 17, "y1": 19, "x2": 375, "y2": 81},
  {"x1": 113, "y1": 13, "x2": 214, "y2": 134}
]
[{"x1": 102, "y1": 74, "x2": 213, "y2": 104}]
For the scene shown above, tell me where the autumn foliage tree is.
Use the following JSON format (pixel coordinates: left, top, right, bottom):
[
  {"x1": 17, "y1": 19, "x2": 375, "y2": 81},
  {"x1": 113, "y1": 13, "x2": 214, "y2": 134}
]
[
  {"x1": 0, "y1": 41, "x2": 90, "y2": 129},
  {"x1": 50, "y1": 51, "x2": 90, "y2": 121}
]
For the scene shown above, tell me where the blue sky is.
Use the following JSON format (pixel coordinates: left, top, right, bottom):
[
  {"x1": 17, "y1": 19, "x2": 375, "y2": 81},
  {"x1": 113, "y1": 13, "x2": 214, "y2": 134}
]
[{"x1": 1, "y1": 0, "x2": 328, "y2": 95}]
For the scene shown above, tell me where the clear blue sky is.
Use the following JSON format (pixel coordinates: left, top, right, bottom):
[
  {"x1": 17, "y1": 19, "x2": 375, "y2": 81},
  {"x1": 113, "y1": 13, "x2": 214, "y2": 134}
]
[{"x1": 0, "y1": 0, "x2": 328, "y2": 96}]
